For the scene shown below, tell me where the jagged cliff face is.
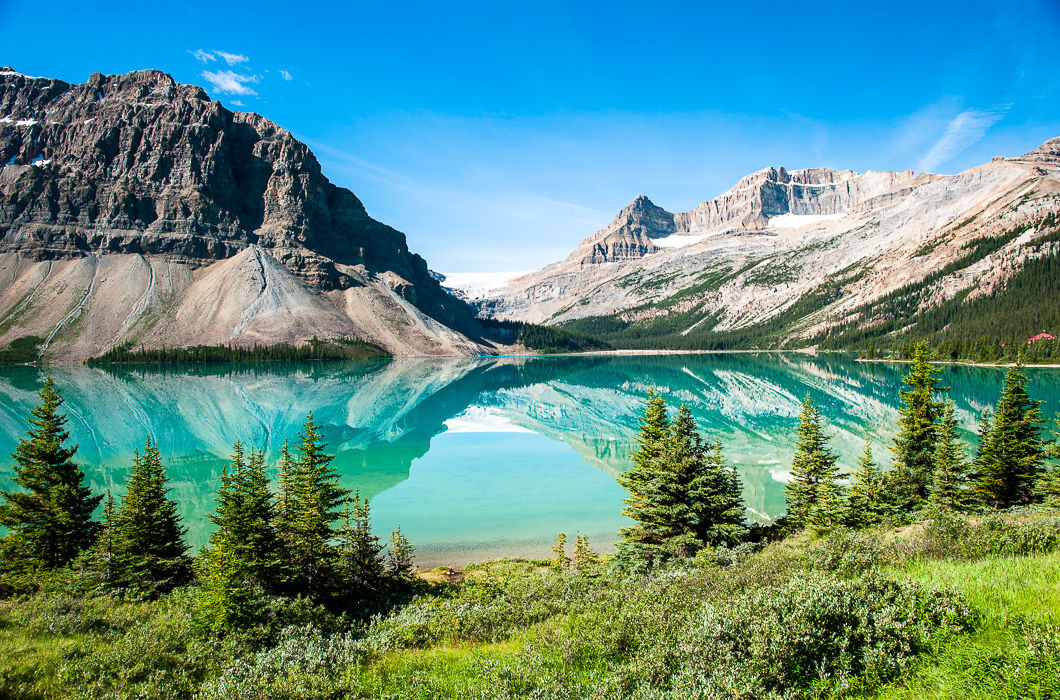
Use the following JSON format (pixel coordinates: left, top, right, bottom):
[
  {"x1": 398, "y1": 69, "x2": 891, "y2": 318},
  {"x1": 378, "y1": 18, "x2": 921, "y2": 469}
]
[
  {"x1": 478, "y1": 140, "x2": 1060, "y2": 340},
  {"x1": 0, "y1": 68, "x2": 488, "y2": 359}
]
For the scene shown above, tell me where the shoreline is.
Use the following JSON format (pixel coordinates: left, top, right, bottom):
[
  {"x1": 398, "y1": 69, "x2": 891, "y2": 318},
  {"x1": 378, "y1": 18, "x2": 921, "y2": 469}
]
[{"x1": 858, "y1": 357, "x2": 1060, "y2": 369}]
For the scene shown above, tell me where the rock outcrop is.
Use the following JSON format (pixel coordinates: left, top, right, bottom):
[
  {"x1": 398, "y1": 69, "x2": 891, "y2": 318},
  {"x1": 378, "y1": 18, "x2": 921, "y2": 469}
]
[{"x1": 0, "y1": 68, "x2": 492, "y2": 359}]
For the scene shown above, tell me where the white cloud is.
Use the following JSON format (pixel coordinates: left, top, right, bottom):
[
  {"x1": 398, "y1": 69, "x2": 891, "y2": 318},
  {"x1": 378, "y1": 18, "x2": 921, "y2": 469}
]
[
  {"x1": 215, "y1": 51, "x2": 249, "y2": 66},
  {"x1": 201, "y1": 70, "x2": 259, "y2": 96},
  {"x1": 917, "y1": 108, "x2": 1007, "y2": 172},
  {"x1": 230, "y1": 99, "x2": 244, "y2": 106},
  {"x1": 280, "y1": 69, "x2": 293, "y2": 81},
  {"x1": 189, "y1": 49, "x2": 216, "y2": 63}
]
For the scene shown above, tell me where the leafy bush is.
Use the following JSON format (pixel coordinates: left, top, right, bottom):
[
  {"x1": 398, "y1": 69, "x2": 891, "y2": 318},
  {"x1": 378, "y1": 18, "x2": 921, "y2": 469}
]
[
  {"x1": 199, "y1": 624, "x2": 363, "y2": 700},
  {"x1": 666, "y1": 574, "x2": 975, "y2": 698}
]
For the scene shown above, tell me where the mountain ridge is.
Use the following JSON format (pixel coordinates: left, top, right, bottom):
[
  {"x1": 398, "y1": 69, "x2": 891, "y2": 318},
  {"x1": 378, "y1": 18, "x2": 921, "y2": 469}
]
[
  {"x1": 0, "y1": 67, "x2": 494, "y2": 359},
  {"x1": 472, "y1": 139, "x2": 1060, "y2": 351}
]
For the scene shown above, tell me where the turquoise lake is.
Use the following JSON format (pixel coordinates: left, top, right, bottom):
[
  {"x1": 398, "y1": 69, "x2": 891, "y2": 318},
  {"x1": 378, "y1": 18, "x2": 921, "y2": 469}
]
[{"x1": 1, "y1": 354, "x2": 1058, "y2": 565}]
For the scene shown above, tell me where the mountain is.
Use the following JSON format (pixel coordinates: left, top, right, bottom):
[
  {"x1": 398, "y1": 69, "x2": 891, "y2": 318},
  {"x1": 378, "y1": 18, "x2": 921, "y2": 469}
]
[
  {"x1": 0, "y1": 67, "x2": 494, "y2": 360},
  {"x1": 476, "y1": 139, "x2": 1060, "y2": 350}
]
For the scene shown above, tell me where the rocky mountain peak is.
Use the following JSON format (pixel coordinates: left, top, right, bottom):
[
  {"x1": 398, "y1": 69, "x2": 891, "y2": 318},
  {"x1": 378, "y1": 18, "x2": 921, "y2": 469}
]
[
  {"x1": 1012, "y1": 137, "x2": 1060, "y2": 164},
  {"x1": 0, "y1": 68, "x2": 488, "y2": 358}
]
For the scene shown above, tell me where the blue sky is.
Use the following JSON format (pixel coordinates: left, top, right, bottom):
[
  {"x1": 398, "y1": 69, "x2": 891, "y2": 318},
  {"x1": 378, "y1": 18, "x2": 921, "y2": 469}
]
[{"x1": 3, "y1": 0, "x2": 1059, "y2": 272}]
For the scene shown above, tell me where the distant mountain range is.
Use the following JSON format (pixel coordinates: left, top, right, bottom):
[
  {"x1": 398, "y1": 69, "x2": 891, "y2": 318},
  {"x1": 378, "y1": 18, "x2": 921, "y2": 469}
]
[
  {"x1": 470, "y1": 139, "x2": 1060, "y2": 351},
  {"x1": 0, "y1": 68, "x2": 496, "y2": 360}
]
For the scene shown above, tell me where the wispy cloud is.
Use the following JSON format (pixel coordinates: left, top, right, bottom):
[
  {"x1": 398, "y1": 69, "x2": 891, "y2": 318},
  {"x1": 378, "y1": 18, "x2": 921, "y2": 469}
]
[
  {"x1": 215, "y1": 51, "x2": 249, "y2": 66},
  {"x1": 201, "y1": 69, "x2": 259, "y2": 96},
  {"x1": 280, "y1": 69, "x2": 293, "y2": 81},
  {"x1": 189, "y1": 49, "x2": 249, "y2": 66},
  {"x1": 917, "y1": 108, "x2": 1007, "y2": 172},
  {"x1": 230, "y1": 99, "x2": 244, "y2": 107}
]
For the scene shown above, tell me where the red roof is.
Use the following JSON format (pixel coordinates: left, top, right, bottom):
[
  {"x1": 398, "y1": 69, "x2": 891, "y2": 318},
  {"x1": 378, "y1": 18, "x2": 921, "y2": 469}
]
[{"x1": 1028, "y1": 332, "x2": 1055, "y2": 344}]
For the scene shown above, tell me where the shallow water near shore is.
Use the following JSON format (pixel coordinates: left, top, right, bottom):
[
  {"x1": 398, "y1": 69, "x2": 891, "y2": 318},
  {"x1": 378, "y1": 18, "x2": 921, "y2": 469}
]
[{"x1": 1, "y1": 354, "x2": 1057, "y2": 566}]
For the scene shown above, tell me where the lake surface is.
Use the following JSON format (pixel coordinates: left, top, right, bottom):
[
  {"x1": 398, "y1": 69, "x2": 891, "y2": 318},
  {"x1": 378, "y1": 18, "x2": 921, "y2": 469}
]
[{"x1": 1, "y1": 354, "x2": 1058, "y2": 565}]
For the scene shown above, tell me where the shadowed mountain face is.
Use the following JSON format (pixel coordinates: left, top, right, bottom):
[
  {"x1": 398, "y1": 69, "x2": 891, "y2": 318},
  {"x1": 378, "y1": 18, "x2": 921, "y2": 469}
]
[
  {"x1": 0, "y1": 68, "x2": 488, "y2": 358},
  {"x1": 2, "y1": 355, "x2": 1056, "y2": 558}
]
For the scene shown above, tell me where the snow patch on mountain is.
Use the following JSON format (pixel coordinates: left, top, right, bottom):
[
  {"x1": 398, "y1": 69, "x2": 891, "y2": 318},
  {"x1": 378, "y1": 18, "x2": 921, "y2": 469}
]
[
  {"x1": 440, "y1": 270, "x2": 531, "y2": 299},
  {"x1": 768, "y1": 212, "x2": 847, "y2": 228}
]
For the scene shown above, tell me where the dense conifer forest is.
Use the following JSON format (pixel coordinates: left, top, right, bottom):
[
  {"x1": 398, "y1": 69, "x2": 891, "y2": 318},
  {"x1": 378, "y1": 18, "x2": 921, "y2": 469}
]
[{"x1": 1, "y1": 343, "x2": 1060, "y2": 697}]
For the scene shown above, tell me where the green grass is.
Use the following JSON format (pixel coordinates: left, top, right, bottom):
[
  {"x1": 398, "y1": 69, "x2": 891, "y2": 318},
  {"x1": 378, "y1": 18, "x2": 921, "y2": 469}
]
[{"x1": 876, "y1": 551, "x2": 1060, "y2": 699}]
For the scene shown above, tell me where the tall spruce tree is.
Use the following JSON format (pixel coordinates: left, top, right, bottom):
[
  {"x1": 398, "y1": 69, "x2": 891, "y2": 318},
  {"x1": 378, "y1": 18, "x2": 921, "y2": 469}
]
[
  {"x1": 891, "y1": 342, "x2": 946, "y2": 503},
  {"x1": 0, "y1": 377, "x2": 101, "y2": 570},
  {"x1": 385, "y1": 526, "x2": 416, "y2": 579},
  {"x1": 974, "y1": 359, "x2": 1045, "y2": 507},
  {"x1": 615, "y1": 392, "x2": 672, "y2": 567},
  {"x1": 288, "y1": 413, "x2": 349, "y2": 593},
  {"x1": 928, "y1": 401, "x2": 970, "y2": 512},
  {"x1": 114, "y1": 438, "x2": 191, "y2": 593},
  {"x1": 843, "y1": 439, "x2": 887, "y2": 527},
  {"x1": 336, "y1": 490, "x2": 384, "y2": 593},
  {"x1": 807, "y1": 473, "x2": 845, "y2": 535},
  {"x1": 78, "y1": 491, "x2": 125, "y2": 589},
  {"x1": 616, "y1": 397, "x2": 746, "y2": 567},
  {"x1": 208, "y1": 443, "x2": 282, "y2": 589},
  {"x1": 689, "y1": 438, "x2": 746, "y2": 548},
  {"x1": 194, "y1": 531, "x2": 262, "y2": 632},
  {"x1": 785, "y1": 394, "x2": 839, "y2": 528}
]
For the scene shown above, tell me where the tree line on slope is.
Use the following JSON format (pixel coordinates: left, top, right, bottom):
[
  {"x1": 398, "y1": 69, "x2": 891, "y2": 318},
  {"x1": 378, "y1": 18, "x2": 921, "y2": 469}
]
[
  {"x1": 0, "y1": 382, "x2": 413, "y2": 629},
  {"x1": 611, "y1": 342, "x2": 1060, "y2": 568}
]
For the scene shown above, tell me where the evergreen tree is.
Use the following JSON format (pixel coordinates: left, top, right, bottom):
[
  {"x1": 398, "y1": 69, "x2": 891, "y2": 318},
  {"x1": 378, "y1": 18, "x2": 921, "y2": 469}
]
[
  {"x1": 689, "y1": 438, "x2": 747, "y2": 547},
  {"x1": 572, "y1": 533, "x2": 600, "y2": 570},
  {"x1": 385, "y1": 526, "x2": 416, "y2": 579},
  {"x1": 928, "y1": 401, "x2": 970, "y2": 512},
  {"x1": 113, "y1": 438, "x2": 191, "y2": 594},
  {"x1": 208, "y1": 443, "x2": 282, "y2": 588},
  {"x1": 336, "y1": 490, "x2": 384, "y2": 593},
  {"x1": 807, "y1": 474, "x2": 845, "y2": 535},
  {"x1": 0, "y1": 377, "x2": 101, "y2": 570},
  {"x1": 194, "y1": 532, "x2": 262, "y2": 633},
  {"x1": 288, "y1": 413, "x2": 349, "y2": 593},
  {"x1": 551, "y1": 532, "x2": 569, "y2": 569},
  {"x1": 974, "y1": 359, "x2": 1046, "y2": 507},
  {"x1": 616, "y1": 397, "x2": 746, "y2": 568},
  {"x1": 78, "y1": 491, "x2": 125, "y2": 589},
  {"x1": 785, "y1": 394, "x2": 839, "y2": 528},
  {"x1": 1038, "y1": 416, "x2": 1060, "y2": 507},
  {"x1": 615, "y1": 392, "x2": 673, "y2": 567},
  {"x1": 890, "y1": 342, "x2": 946, "y2": 502},
  {"x1": 843, "y1": 439, "x2": 887, "y2": 527}
]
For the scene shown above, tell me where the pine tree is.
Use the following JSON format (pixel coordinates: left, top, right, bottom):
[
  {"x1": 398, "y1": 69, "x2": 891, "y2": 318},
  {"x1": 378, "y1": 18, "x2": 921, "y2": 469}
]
[
  {"x1": 689, "y1": 438, "x2": 746, "y2": 547},
  {"x1": 288, "y1": 413, "x2": 349, "y2": 593},
  {"x1": 891, "y1": 342, "x2": 946, "y2": 503},
  {"x1": 843, "y1": 439, "x2": 886, "y2": 527},
  {"x1": 974, "y1": 359, "x2": 1046, "y2": 507},
  {"x1": 928, "y1": 401, "x2": 970, "y2": 512},
  {"x1": 616, "y1": 397, "x2": 746, "y2": 568},
  {"x1": 550, "y1": 532, "x2": 569, "y2": 569},
  {"x1": 78, "y1": 491, "x2": 125, "y2": 589},
  {"x1": 385, "y1": 526, "x2": 416, "y2": 579},
  {"x1": 336, "y1": 490, "x2": 384, "y2": 593},
  {"x1": 807, "y1": 474, "x2": 845, "y2": 535},
  {"x1": 0, "y1": 377, "x2": 101, "y2": 570},
  {"x1": 194, "y1": 531, "x2": 262, "y2": 633},
  {"x1": 209, "y1": 443, "x2": 282, "y2": 589},
  {"x1": 615, "y1": 392, "x2": 672, "y2": 567},
  {"x1": 785, "y1": 394, "x2": 839, "y2": 528},
  {"x1": 113, "y1": 438, "x2": 191, "y2": 594},
  {"x1": 572, "y1": 533, "x2": 600, "y2": 570}
]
